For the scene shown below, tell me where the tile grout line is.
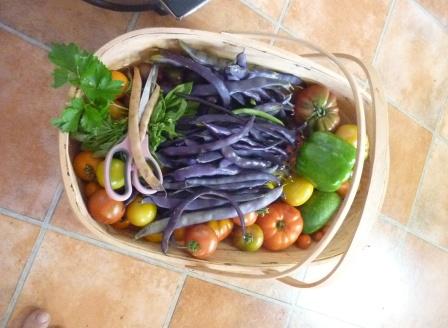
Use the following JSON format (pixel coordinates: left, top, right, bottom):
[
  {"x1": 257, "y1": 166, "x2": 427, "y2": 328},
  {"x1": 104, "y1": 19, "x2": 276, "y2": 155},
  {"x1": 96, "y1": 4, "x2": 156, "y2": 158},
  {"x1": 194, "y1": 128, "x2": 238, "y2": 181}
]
[
  {"x1": 386, "y1": 97, "x2": 435, "y2": 133},
  {"x1": 126, "y1": 12, "x2": 140, "y2": 32},
  {"x1": 161, "y1": 272, "x2": 187, "y2": 328},
  {"x1": 406, "y1": 134, "x2": 437, "y2": 230},
  {"x1": 46, "y1": 224, "x2": 296, "y2": 308},
  {"x1": 372, "y1": 0, "x2": 397, "y2": 66},
  {"x1": 239, "y1": 0, "x2": 279, "y2": 28},
  {"x1": 283, "y1": 306, "x2": 294, "y2": 328},
  {"x1": 0, "y1": 207, "x2": 43, "y2": 227},
  {"x1": 0, "y1": 21, "x2": 50, "y2": 52},
  {"x1": 380, "y1": 214, "x2": 448, "y2": 253},
  {"x1": 0, "y1": 185, "x2": 62, "y2": 327},
  {"x1": 272, "y1": 0, "x2": 291, "y2": 43},
  {"x1": 186, "y1": 270, "x2": 294, "y2": 308},
  {"x1": 47, "y1": 225, "x2": 184, "y2": 274},
  {"x1": 293, "y1": 304, "x2": 365, "y2": 328},
  {"x1": 411, "y1": 0, "x2": 448, "y2": 32}
]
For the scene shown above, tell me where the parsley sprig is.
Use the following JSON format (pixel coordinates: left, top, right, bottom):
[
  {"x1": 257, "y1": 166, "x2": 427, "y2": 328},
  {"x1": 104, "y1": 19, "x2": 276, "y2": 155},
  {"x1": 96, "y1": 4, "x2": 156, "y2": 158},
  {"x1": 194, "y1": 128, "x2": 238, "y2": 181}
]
[{"x1": 49, "y1": 43, "x2": 122, "y2": 134}]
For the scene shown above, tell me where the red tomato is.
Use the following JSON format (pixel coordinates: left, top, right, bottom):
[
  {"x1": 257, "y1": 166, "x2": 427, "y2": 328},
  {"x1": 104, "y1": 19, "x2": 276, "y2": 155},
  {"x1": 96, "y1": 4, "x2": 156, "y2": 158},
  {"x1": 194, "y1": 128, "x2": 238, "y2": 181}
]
[
  {"x1": 207, "y1": 219, "x2": 234, "y2": 241},
  {"x1": 185, "y1": 224, "x2": 218, "y2": 259},
  {"x1": 112, "y1": 217, "x2": 130, "y2": 230},
  {"x1": 257, "y1": 202, "x2": 303, "y2": 251},
  {"x1": 84, "y1": 181, "x2": 101, "y2": 198},
  {"x1": 312, "y1": 231, "x2": 324, "y2": 242},
  {"x1": 296, "y1": 234, "x2": 312, "y2": 249},
  {"x1": 174, "y1": 227, "x2": 186, "y2": 245},
  {"x1": 73, "y1": 151, "x2": 101, "y2": 182},
  {"x1": 232, "y1": 212, "x2": 258, "y2": 226},
  {"x1": 88, "y1": 189, "x2": 125, "y2": 224}
]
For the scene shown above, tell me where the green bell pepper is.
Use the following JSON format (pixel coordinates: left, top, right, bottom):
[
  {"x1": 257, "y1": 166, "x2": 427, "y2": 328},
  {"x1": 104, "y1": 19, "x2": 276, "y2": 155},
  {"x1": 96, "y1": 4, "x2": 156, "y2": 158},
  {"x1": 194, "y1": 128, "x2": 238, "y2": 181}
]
[{"x1": 296, "y1": 131, "x2": 356, "y2": 192}]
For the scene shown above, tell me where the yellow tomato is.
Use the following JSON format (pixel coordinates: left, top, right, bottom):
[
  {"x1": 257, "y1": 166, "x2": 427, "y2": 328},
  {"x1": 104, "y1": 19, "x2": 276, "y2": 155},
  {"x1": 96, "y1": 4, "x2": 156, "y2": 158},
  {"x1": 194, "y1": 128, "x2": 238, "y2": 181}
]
[
  {"x1": 283, "y1": 176, "x2": 314, "y2": 206},
  {"x1": 145, "y1": 228, "x2": 185, "y2": 244},
  {"x1": 126, "y1": 197, "x2": 157, "y2": 227},
  {"x1": 335, "y1": 124, "x2": 369, "y2": 159}
]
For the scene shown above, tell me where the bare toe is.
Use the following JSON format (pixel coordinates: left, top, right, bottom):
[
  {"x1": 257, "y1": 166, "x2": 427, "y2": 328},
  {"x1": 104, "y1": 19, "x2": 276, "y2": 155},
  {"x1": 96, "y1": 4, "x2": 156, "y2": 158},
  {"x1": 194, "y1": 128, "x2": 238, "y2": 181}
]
[{"x1": 22, "y1": 309, "x2": 50, "y2": 328}]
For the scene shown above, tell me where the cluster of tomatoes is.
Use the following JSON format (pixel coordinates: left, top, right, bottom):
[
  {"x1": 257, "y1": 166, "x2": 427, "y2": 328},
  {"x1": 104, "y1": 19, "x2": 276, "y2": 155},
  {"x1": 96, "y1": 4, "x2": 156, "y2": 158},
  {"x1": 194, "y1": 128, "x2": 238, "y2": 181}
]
[
  {"x1": 73, "y1": 149, "x2": 333, "y2": 259},
  {"x1": 173, "y1": 199, "x2": 336, "y2": 260},
  {"x1": 73, "y1": 151, "x2": 158, "y2": 230}
]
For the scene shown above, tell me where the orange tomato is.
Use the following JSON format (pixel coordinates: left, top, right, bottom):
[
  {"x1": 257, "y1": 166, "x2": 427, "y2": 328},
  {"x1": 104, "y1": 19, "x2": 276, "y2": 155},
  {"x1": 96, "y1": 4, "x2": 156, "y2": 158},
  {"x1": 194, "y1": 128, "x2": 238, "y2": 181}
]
[
  {"x1": 257, "y1": 202, "x2": 303, "y2": 251},
  {"x1": 232, "y1": 212, "x2": 258, "y2": 227},
  {"x1": 208, "y1": 219, "x2": 234, "y2": 241},
  {"x1": 84, "y1": 181, "x2": 101, "y2": 198},
  {"x1": 112, "y1": 217, "x2": 131, "y2": 230},
  {"x1": 337, "y1": 180, "x2": 350, "y2": 198},
  {"x1": 87, "y1": 189, "x2": 125, "y2": 224},
  {"x1": 111, "y1": 70, "x2": 129, "y2": 97},
  {"x1": 73, "y1": 151, "x2": 101, "y2": 182},
  {"x1": 296, "y1": 234, "x2": 312, "y2": 249},
  {"x1": 145, "y1": 233, "x2": 163, "y2": 243}
]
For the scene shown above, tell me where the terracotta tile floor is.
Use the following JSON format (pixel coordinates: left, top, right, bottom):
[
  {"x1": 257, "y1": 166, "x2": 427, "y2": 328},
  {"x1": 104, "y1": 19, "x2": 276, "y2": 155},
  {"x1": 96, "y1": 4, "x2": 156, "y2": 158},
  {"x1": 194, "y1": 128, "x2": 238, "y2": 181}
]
[{"x1": 1, "y1": 0, "x2": 447, "y2": 327}]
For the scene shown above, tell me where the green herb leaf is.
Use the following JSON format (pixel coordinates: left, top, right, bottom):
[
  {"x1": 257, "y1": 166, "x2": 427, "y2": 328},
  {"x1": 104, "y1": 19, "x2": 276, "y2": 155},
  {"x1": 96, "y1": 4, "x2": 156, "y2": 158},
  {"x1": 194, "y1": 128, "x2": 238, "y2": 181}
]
[
  {"x1": 51, "y1": 98, "x2": 84, "y2": 133},
  {"x1": 149, "y1": 83, "x2": 195, "y2": 152}
]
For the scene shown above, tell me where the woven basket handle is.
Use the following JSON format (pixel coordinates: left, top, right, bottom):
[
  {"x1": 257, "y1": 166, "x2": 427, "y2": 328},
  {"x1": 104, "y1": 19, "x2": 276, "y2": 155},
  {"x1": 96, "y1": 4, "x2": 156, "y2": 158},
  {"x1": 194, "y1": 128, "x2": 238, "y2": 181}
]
[{"x1": 185, "y1": 32, "x2": 386, "y2": 288}]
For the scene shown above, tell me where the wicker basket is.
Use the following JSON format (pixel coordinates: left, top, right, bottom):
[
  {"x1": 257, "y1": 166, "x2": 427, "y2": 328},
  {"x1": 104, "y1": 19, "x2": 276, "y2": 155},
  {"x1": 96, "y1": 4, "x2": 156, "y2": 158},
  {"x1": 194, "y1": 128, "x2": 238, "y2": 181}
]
[{"x1": 59, "y1": 28, "x2": 389, "y2": 288}]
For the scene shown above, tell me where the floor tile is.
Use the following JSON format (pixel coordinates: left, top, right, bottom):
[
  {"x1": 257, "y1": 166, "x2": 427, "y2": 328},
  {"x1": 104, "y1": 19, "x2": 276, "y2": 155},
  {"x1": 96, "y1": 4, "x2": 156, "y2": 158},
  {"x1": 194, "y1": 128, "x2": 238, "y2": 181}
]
[
  {"x1": 289, "y1": 308, "x2": 358, "y2": 328},
  {"x1": 0, "y1": 30, "x2": 64, "y2": 219},
  {"x1": 51, "y1": 192, "x2": 97, "y2": 239},
  {"x1": 440, "y1": 106, "x2": 448, "y2": 140},
  {"x1": 0, "y1": 215, "x2": 39, "y2": 319},
  {"x1": 281, "y1": 0, "x2": 390, "y2": 62},
  {"x1": 410, "y1": 138, "x2": 448, "y2": 247},
  {"x1": 381, "y1": 233, "x2": 448, "y2": 327},
  {"x1": 375, "y1": 0, "x2": 448, "y2": 129},
  {"x1": 170, "y1": 277, "x2": 289, "y2": 328},
  {"x1": 195, "y1": 267, "x2": 304, "y2": 304},
  {"x1": 0, "y1": 0, "x2": 131, "y2": 51},
  {"x1": 418, "y1": 0, "x2": 448, "y2": 26},
  {"x1": 296, "y1": 218, "x2": 407, "y2": 327},
  {"x1": 381, "y1": 105, "x2": 432, "y2": 224},
  {"x1": 8, "y1": 232, "x2": 181, "y2": 328},
  {"x1": 243, "y1": 0, "x2": 287, "y2": 22},
  {"x1": 136, "y1": 0, "x2": 275, "y2": 34}
]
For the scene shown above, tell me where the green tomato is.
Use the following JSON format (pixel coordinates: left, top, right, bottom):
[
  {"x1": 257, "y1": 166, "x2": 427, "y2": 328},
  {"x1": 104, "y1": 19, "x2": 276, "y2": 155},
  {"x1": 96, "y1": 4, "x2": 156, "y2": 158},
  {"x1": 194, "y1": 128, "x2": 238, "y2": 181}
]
[
  {"x1": 96, "y1": 159, "x2": 125, "y2": 190},
  {"x1": 126, "y1": 197, "x2": 157, "y2": 227},
  {"x1": 233, "y1": 224, "x2": 264, "y2": 252}
]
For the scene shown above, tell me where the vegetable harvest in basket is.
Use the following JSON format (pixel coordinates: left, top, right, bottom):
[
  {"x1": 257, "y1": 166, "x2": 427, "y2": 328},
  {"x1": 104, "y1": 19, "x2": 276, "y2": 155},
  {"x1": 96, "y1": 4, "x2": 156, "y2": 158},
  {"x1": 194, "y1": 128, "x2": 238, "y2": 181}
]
[{"x1": 50, "y1": 41, "x2": 367, "y2": 259}]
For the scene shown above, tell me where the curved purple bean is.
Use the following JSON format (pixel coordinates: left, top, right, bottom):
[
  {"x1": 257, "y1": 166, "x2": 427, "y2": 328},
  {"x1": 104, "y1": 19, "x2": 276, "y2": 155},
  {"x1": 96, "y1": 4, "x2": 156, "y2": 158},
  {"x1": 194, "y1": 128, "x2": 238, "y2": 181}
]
[
  {"x1": 192, "y1": 77, "x2": 291, "y2": 96},
  {"x1": 161, "y1": 190, "x2": 245, "y2": 254},
  {"x1": 197, "y1": 151, "x2": 223, "y2": 163},
  {"x1": 158, "y1": 51, "x2": 230, "y2": 105},
  {"x1": 176, "y1": 94, "x2": 233, "y2": 115},
  {"x1": 178, "y1": 41, "x2": 232, "y2": 69},
  {"x1": 203, "y1": 122, "x2": 232, "y2": 136},
  {"x1": 222, "y1": 146, "x2": 272, "y2": 169},
  {"x1": 232, "y1": 148, "x2": 285, "y2": 164},
  {"x1": 135, "y1": 187, "x2": 283, "y2": 238},
  {"x1": 162, "y1": 116, "x2": 254, "y2": 156},
  {"x1": 186, "y1": 171, "x2": 280, "y2": 186},
  {"x1": 172, "y1": 164, "x2": 240, "y2": 181}
]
